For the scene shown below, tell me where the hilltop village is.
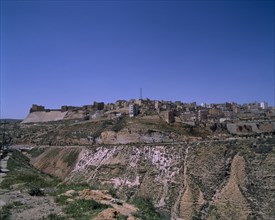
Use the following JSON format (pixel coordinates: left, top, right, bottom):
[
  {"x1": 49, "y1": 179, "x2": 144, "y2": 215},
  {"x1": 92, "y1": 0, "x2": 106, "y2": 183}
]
[{"x1": 23, "y1": 99, "x2": 275, "y2": 137}]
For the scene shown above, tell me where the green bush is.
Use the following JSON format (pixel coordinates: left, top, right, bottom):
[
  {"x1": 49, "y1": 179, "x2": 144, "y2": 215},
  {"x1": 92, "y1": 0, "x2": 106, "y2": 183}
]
[
  {"x1": 108, "y1": 186, "x2": 118, "y2": 199},
  {"x1": 1, "y1": 150, "x2": 60, "y2": 190},
  {"x1": 1, "y1": 171, "x2": 59, "y2": 189},
  {"x1": 29, "y1": 148, "x2": 46, "y2": 157},
  {"x1": 46, "y1": 213, "x2": 66, "y2": 220},
  {"x1": 133, "y1": 197, "x2": 163, "y2": 220},
  {"x1": 7, "y1": 150, "x2": 30, "y2": 171},
  {"x1": 56, "y1": 183, "x2": 96, "y2": 195},
  {"x1": 117, "y1": 215, "x2": 128, "y2": 220},
  {"x1": 209, "y1": 205, "x2": 221, "y2": 220},
  {"x1": 93, "y1": 120, "x2": 113, "y2": 138},
  {"x1": 254, "y1": 145, "x2": 272, "y2": 154},
  {"x1": 64, "y1": 199, "x2": 110, "y2": 219},
  {"x1": 0, "y1": 204, "x2": 12, "y2": 220},
  {"x1": 112, "y1": 118, "x2": 126, "y2": 132},
  {"x1": 28, "y1": 186, "x2": 45, "y2": 196},
  {"x1": 55, "y1": 195, "x2": 69, "y2": 205},
  {"x1": 62, "y1": 150, "x2": 79, "y2": 166},
  {"x1": 0, "y1": 201, "x2": 23, "y2": 220}
]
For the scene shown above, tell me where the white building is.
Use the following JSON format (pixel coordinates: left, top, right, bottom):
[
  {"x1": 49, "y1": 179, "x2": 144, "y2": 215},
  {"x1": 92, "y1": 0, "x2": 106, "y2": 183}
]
[
  {"x1": 260, "y1": 102, "x2": 268, "y2": 109},
  {"x1": 129, "y1": 104, "x2": 138, "y2": 117}
]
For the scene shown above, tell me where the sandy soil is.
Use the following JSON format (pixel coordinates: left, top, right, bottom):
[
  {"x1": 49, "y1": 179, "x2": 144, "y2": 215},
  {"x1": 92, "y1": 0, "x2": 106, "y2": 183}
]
[{"x1": 0, "y1": 188, "x2": 62, "y2": 220}]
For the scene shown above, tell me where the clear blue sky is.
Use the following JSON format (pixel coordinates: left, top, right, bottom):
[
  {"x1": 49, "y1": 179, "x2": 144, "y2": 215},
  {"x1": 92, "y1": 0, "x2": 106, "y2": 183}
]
[{"x1": 1, "y1": 0, "x2": 274, "y2": 119}]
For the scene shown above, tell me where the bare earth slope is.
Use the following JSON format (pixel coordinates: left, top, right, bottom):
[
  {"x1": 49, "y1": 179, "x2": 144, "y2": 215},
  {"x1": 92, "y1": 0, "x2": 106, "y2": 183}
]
[{"x1": 29, "y1": 138, "x2": 275, "y2": 219}]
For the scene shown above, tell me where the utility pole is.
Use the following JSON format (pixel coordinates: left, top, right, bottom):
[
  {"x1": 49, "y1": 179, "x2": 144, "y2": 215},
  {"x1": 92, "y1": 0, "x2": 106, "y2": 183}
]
[{"x1": 140, "y1": 88, "x2": 142, "y2": 100}]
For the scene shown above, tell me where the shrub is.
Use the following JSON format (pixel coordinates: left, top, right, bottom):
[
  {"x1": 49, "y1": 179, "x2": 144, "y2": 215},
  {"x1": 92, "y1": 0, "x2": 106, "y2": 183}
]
[
  {"x1": 117, "y1": 215, "x2": 128, "y2": 220},
  {"x1": 56, "y1": 183, "x2": 96, "y2": 195},
  {"x1": 133, "y1": 197, "x2": 163, "y2": 220},
  {"x1": 112, "y1": 118, "x2": 126, "y2": 132},
  {"x1": 45, "y1": 213, "x2": 66, "y2": 220},
  {"x1": 108, "y1": 186, "x2": 118, "y2": 199},
  {"x1": 0, "y1": 204, "x2": 13, "y2": 220},
  {"x1": 1, "y1": 149, "x2": 60, "y2": 190},
  {"x1": 28, "y1": 186, "x2": 45, "y2": 196},
  {"x1": 55, "y1": 195, "x2": 69, "y2": 205},
  {"x1": 29, "y1": 148, "x2": 46, "y2": 157},
  {"x1": 1, "y1": 169, "x2": 59, "y2": 190},
  {"x1": 7, "y1": 150, "x2": 30, "y2": 171},
  {"x1": 0, "y1": 201, "x2": 23, "y2": 220},
  {"x1": 64, "y1": 199, "x2": 110, "y2": 218},
  {"x1": 254, "y1": 145, "x2": 272, "y2": 154},
  {"x1": 62, "y1": 150, "x2": 79, "y2": 166}
]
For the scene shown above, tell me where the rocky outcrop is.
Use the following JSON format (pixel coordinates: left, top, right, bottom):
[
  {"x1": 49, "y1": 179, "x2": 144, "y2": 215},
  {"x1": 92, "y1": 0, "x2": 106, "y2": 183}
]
[
  {"x1": 100, "y1": 129, "x2": 175, "y2": 144},
  {"x1": 227, "y1": 121, "x2": 275, "y2": 135},
  {"x1": 68, "y1": 144, "x2": 185, "y2": 214}
]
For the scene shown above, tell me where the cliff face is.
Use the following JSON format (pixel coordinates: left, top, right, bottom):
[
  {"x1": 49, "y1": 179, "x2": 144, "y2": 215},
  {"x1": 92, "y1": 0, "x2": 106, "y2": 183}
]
[{"x1": 29, "y1": 138, "x2": 275, "y2": 219}]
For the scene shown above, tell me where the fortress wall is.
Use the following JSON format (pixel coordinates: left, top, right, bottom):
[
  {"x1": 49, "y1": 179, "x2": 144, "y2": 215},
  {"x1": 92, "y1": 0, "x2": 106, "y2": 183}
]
[{"x1": 22, "y1": 111, "x2": 68, "y2": 123}]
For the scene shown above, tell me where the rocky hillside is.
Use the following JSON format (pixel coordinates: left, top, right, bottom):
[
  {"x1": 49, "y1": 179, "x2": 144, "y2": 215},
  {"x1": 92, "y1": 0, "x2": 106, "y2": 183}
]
[
  {"x1": 26, "y1": 137, "x2": 275, "y2": 220},
  {"x1": 2, "y1": 117, "x2": 275, "y2": 219}
]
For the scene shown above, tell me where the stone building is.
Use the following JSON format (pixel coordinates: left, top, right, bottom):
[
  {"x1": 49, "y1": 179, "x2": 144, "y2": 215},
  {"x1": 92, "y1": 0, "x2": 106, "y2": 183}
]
[
  {"x1": 155, "y1": 101, "x2": 161, "y2": 113},
  {"x1": 209, "y1": 108, "x2": 224, "y2": 118},
  {"x1": 163, "y1": 111, "x2": 175, "y2": 123},
  {"x1": 30, "y1": 104, "x2": 45, "y2": 113},
  {"x1": 198, "y1": 109, "x2": 209, "y2": 121},
  {"x1": 93, "y1": 102, "x2": 105, "y2": 110}
]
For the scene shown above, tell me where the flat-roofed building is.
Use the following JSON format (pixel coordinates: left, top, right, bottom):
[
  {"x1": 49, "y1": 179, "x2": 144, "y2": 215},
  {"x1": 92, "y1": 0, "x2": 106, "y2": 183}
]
[{"x1": 129, "y1": 104, "x2": 138, "y2": 117}]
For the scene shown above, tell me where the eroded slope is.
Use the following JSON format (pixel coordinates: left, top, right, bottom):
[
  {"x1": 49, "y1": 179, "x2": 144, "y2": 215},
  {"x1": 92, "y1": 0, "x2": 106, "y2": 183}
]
[{"x1": 28, "y1": 138, "x2": 275, "y2": 219}]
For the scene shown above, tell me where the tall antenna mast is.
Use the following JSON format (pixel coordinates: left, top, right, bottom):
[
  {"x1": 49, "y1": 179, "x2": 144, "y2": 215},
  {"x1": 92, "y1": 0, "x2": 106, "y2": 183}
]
[{"x1": 140, "y1": 88, "x2": 142, "y2": 100}]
